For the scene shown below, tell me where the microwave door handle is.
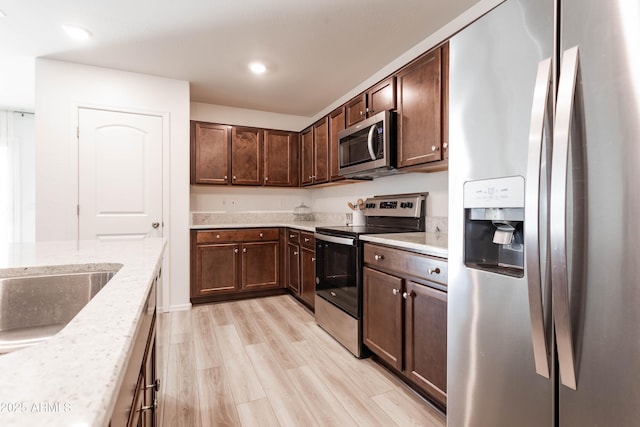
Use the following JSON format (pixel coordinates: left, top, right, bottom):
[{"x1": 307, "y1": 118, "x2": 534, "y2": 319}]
[{"x1": 367, "y1": 124, "x2": 377, "y2": 160}]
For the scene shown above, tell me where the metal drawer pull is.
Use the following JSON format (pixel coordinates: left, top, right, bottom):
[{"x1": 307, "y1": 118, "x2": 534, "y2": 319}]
[
  {"x1": 294, "y1": 251, "x2": 298, "y2": 256},
  {"x1": 392, "y1": 288, "x2": 400, "y2": 295},
  {"x1": 137, "y1": 399, "x2": 157, "y2": 413},
  {"x1": 145, "y1": 379, "x2": 161, "y2": 391},
  {"x1": 304, "y1": 237, "x2": 310, "y2": 242},
  {"x1": 259, "y1": 232, "x2": 264, "y2": 238},
  {"x1": 428, "y1": 268, "x2": 441, "y2": 275},
  {"x1": 312, "y1": 257, "x2": 316, "y2": 262},
  {"x1": 243, "y1": 248, "x2": 247, "y2": 253},
  {"x1": 402, "y1": 291, "x2": 414, "y2": 299},
  {"x1": 224, "y1": 175, "x2": 228, "y2": 180},
  {"x1": 289, "y1": 234, "x2": 295, "y2": 238},
  {"x1": 234, "y1": 248, "x2": 238, "y2": 253},
  {"x1": 374, "y1": 254, "x2": 384, "y2": 261}
]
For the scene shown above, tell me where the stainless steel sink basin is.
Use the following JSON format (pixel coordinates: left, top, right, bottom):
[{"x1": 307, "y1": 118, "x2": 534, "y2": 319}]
[{"x1": 0, "y1": 266, "x2": 120, "y2": 354}]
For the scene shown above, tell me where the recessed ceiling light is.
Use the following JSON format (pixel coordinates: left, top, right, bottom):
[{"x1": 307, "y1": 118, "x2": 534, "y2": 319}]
[
  {"x1": 61, "y1": 24, "x2": 92, "y2": 41},
  {"x1": 249, "y1": 62, "x2": 267, "y2": 75}
]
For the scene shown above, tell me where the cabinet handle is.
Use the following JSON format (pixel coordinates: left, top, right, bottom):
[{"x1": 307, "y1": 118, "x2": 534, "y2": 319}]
[
  {"x1": 259, "y1": 232, "x2": 264, "y2": 238},
  {"x1": 443, "y1": 142, "x2": 448, "y2": 149},
  {"x1": 138, "y1": 399, "x2": 157, "y2": 413},
  {"x1": 428, "y1": 267, "x2": 441, "y2": 275},
  {"x1": 234, "y1": 248, "x2": 239, "y2": 253},
  {"x1": 145, "y1": 379, "x2": 161, "y2": 392},
  {"x1": 359, "y1": 111, "x2": 364, "y2": 116},
  {"x1": 402, "y1": 291, "x2": 415, "y2": 300},
  {"x1": 392, "y1": 288, "x2": 400, "y2": 295},
  {"x1": 224, "y1": 175, "x2": 228, "y2": 180},
  {"x1": 265, "y1": 177, "x2": 269, "y2": 181},
  {"x1": 304, "y1": 237, "x2": 310, "y2": 242},
  {"x1": 431, "y1": 145, "x2": 440, "y2": 152},
  {"x1": 294, "y1": 251, "x2": 299, "y2": 256},
  {"x1": 243, "y1": 248, "x2": 247, "y2": 253},
  {"x1": 312, "y1": 257, "x2": 316, "y2": 262},
  {"x1": 374, "y1": 254, "x2": 384, "y2": 261},
  {"x1": 289, "y1": 234, "x2": 295, "y2": 238},
  {"x1": 216, "y1": 234, "x2": 221, "y2": 239},
  {"x1": 233, "y1": 175, "x2": 237, "y2": 180}
]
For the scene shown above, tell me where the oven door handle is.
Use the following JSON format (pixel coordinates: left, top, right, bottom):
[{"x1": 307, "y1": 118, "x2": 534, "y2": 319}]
[{"x1": 314, "y1": 233, "x2": 356, "y2": 246}]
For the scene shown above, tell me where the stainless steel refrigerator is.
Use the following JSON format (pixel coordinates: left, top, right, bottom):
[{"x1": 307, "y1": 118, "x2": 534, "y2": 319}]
[{"x1": 448, "y1": 0, "x2": 640, "y2": 425}]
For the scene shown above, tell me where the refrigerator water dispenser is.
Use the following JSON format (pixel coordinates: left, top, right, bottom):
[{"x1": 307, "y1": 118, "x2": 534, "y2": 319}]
[{"x1": 463, "y1": 176, "x2": 525, "y2": 277}]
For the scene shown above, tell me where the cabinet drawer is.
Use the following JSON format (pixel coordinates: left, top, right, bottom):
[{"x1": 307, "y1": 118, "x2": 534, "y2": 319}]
[
  {"x1": 196, "y1": 228, "x2": 279, "y2": 244},
  {"x1": 300, "y1": 231, "x2": 315, "y2": 250},
  {"x1": 287, "y1": 229, "x2": 300, "y2": 244},
  {"x1": 364, "y1": 244, "x2": 447, "y2": 286}
]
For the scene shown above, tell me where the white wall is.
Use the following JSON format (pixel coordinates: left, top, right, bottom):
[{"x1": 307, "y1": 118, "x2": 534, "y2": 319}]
[
  {"x1": 191, "y1": 185, "x2": 311, "y2": 212},
  {"x1": 35, "y1": 59, "x2": 190, "y2": 312},
  {"x1": 191, "y1": 102, "x2": 310, "y2": 131}
]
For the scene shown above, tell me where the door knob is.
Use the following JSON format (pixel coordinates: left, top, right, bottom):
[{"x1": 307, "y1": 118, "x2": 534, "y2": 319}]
[{"x1": 152, "y1": 222, "x2": 160, "y2": 228}]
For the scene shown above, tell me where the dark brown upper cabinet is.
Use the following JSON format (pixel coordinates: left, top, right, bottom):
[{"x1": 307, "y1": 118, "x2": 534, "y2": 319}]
[
  {"x1": 231, "y1": 126, "x2": 262, "y2": 185},
  {"x1": 313, "y1": 116, "x2": 329, "y2": 185},
  {"x1": 345, "y1": 93, "x2": 367, "y2": 128},
  {"x1": 264, "y1": 130, "x2": 299, "y2": 187},
  {"x1": 345, "y1": 76, "x2": 397, "y2": 128},
  {"x1": 301, "y1": 126, "x2": 314, "y2": 186},
  {"x1": 396, "y1": 46, "x2": 443, "y2": 168},
  {"x1": 329, "y1": 106, "x2": 346, "y2": 181},
  {"x1": 191, "y1": 122, "x2": 230, "y2": 185}
]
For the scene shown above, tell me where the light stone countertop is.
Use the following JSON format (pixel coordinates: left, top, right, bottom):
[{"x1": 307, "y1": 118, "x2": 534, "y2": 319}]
[
  {"x1": 0, "y1": 238, "x2": 166, "y2": 427},
  {"x1": 190, "y1": 211, "x2": 348, "y2": 232},
  {"x1": 360, "y1": 232, "x2": 448, "y2": 258},
  {"x1": 191, "y1": 220, "x2": 326, "y2": 232}
]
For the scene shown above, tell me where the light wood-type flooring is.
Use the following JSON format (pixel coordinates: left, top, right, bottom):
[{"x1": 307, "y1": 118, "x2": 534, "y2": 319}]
[{"x1": 156, "y1": 294, "x2": 445, "y2": 427}]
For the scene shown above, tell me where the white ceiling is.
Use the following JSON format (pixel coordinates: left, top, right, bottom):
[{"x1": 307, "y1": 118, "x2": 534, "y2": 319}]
[{"x1": 0, "y1": 0, "x2": 480, "y2": 116}]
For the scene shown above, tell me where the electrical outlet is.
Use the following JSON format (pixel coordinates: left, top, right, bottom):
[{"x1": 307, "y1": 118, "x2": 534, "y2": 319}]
[{"x1": 346, "y1": 212, "x2": 353, "y2": 225}]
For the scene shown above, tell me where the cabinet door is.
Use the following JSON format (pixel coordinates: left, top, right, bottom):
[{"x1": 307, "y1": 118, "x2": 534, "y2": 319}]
[
  {"x1": 287, "y1": 243, "x2": 300, "y2": 293},
  {"x1": 396, "y1": 48, "x2": 442, "y2": 167},
  {"x1": 313, "y1": 117, "x2": 329, "y2": 184},
  {"x1": 405, "y1": 281, "x2": 447, "y2": 406},
  {"x1": 242, "y1": 241, "x2": 279, "y2": 290},
  {"x1": 301, "y1": 127, "x2": 314, "y2": 186},
  {"x1": 191, "y1": 122, "x2": 230, "y2": 184},
  {"x1": 363, "y1": 267, "x2": 403, "y2": 371},
  {"x1": 300, "y1": 247, "x2": 316, "y2": 309},
  {"x1": 142, "y1": 335, "x2": 157, "y2": 427},
  {"x1": 194, "y1": 243, "x2": 239, "y2": 296},
  {"x1": 367, "y1": 77, "x2": 396, "y2": 116},
  {"x1": 329, "y1": 107, "x2": 345, "y2": 181},
  {"x1": 345, "y1": 93, "x2": 367, "y2": 127},
  {"x1": 264, "y1": 130, "x2": 298, "y2": 187},
  {"x1": 441, "y1": 43, "x2": 449, "y2": 160},
  {"x1": 231, "y1": 126, "x2": 262, "y2": 185}
]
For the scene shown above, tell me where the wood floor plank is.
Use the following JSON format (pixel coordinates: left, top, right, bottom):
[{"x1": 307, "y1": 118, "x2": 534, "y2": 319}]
[
  {"x1": 226, "y1": 302, "x2": 265, "y2": 346},
  {"x1": 214, "y1": 323, "x2": 266, "y2": 404},
  {"x1": 236, "y1": 398, "x2": 281, "y2": 427},
  {"x1": 299, "y1": 320, "x2": 398, "y2": 396},
  {"x1": 245, "y1": 343, "x2": 319, "y2": 427},
  {"x1": 291, "y1": 339, "x2": 398, "y2": 427},
  {"x1": 170, "y1": 309, "x2": 193, "y2": 344},
  {"x1": 191, "y1": 306, "x2": 224, "y2": 370},
  {"x1": 249, "y1": 310, "x2": 307, "y2": 370},
  {"x1": 209, "y1": 302, "x2": 233, "y2": 326},
  {"x1": 286, "y1": 365, "x2": 358, "y2": 427},
  {"x1": 197, "y1": 366, "x2": 241, "y2": 427},
  {"x1": 372, "y1": 388, "x2": 445, "y2": 427},
  {"x1": 163, "y1": 341, "x2": 202, "y2": 427}
]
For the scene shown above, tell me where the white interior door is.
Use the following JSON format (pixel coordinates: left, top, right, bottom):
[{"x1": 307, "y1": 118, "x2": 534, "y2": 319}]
[{"x1": 78, "y1": 108, "x2": 163, "y2": 240}]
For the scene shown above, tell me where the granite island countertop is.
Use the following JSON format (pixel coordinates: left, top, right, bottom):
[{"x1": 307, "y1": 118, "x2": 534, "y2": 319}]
[
  {"x1": 0, "y1": 238, "x2": 166, "y2": 427},
  {"x1": 360, "y1": 232, "x2": 448, "y2": 258}
]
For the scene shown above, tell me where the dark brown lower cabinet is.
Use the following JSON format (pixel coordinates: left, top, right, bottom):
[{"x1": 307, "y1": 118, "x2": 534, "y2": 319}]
[
  {"x1": 191, "y1": 228, "x2": 281, "y2": 303},
  {"x1": 286, "y1": 229, "x2": 315, "y2": 310},
  {"x1": 111, "y1": 269, "x2": 160, "y2": 427},
  {"x1": 363, "y1": 244, "x2": 447, "y2": 410}
]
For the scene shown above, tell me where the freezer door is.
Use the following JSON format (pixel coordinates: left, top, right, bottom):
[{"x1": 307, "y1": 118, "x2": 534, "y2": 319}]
[
  {"x1": 558, "y1": 0, "x2": 640, "y2": 425},
  {"x1": 447, "y1": 0, "x2": 555, "y2": 426}
]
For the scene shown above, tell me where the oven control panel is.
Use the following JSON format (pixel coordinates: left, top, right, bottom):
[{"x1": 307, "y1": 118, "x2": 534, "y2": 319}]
[{"x1": 364, "y1": 193, "x2": 427, "y2": 218}]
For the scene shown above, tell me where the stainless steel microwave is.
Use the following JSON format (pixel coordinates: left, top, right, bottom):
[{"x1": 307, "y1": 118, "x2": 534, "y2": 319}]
[{"x1": 337, "y1": 110, "x2": 397, "y2": 178}]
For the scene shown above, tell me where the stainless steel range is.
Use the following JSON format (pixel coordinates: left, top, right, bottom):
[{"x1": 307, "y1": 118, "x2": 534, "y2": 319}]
[{"x1": 314, "y1": 193, "x2": 426, "y2": 357}]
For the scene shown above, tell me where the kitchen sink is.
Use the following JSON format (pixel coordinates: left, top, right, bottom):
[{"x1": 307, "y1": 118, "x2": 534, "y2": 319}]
[{"x1": 0, "y1": 266, "x2": 121, "y2": 354}]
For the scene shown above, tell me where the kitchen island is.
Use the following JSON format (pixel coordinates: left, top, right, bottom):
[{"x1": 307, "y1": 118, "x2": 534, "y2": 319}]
[{"x1": 0, "y1": 238, "x2": 165, "y2": 427}]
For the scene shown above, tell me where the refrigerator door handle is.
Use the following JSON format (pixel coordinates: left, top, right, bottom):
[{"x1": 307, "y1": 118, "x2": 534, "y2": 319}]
[
  {"x1": 525, "y1": 57, "x2": 553, "y2": 379},
  {"x1": 550, "y1": 45, "x2": 582, "y2": 390}
]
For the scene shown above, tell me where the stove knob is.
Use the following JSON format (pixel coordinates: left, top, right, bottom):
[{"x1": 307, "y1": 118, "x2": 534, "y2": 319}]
[
  {"x1": 400, "y1": 202, "x2": 407, "y2": 208},
  {"x1": 407, "y1": 202, "x2": 414, "y2": 208}
]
